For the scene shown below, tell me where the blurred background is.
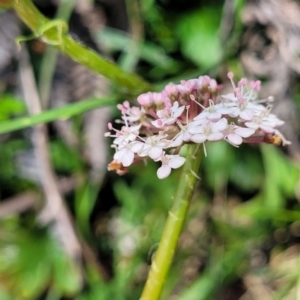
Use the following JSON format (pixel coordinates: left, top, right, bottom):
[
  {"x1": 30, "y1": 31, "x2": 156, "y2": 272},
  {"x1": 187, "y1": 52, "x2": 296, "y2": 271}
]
[{"x1": 0, "y1": 0, "x2": 300, "y2": 299}]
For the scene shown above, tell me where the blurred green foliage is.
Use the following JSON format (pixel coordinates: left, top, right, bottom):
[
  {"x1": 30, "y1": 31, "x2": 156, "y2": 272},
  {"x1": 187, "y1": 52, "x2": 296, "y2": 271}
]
[
  {"x1": 175, "y1": 7, "x2": 222, "y2": 69},
  {"x1": 0, "y1": 0, "x2": 299, "y2": 299}
]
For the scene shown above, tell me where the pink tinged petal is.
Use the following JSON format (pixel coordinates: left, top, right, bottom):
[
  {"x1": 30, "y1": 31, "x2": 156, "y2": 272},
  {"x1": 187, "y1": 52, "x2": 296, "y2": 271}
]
[
  {"x1": 176, "y1": 84, "x2": 188, "y2": 94},
  {"x1": 183, "y1": 131, "x2": 192, "y2": 142},
  {"x1": 228, "y1": 109, "x2": 239, "y2": 118},
  {"x1": 151, "y1": 119, "x2": 164, "y2": 128},
  {"x1": 217, "y1": 106, "x2": 235, "y2": 115},
  {"x1": 149, "y1": 147, "x2": 163, "y2": 160},
  {"x1": 171, "y1": 134, "x2": 184, "y2": 147},
  {"x1": 234, "y1": 127, "x2": 255, "y2": 138},
  {"x1": 207, "y1": 132, "x2": 224, "y2": 141},
  {"x1": 228, "y1": 134, "x2": 242, "y2": 145},
  {"x1": 173, "y1": 105, "x2": 185, "y2": 118},
  {"x1": 262, "y1": 120, "x2": 277, "y2": 128},
  {"x1": 193, "y1": 111, "x2": 209, "y2": 121},
  {"x1": 139, "y1": 144, "x2": 151, "y2": 157},
  {"x1": 163, "y1": 117, "x2": 177, "y2": 125},
  {"x1": 191, "y1": 134, "x2": 207, "y2": 143},
  {"x1": 157, "y1": 165, "x2": 171, "y2": 179},
  {"x1": 191, "y1": 119, "x2": 206, "y2": 127},
  {"x1": 137, "y1": 93, "x2": 150, "y2": 106},
  {"x1": 212, "y1": 118, "x2": 228, "y2": 132},
  {"x1": 121, "y1": 151, "x2": 134, "y2": 167},
  {"x1": 224, "y1": 102, "x2": 238, "y2": 108},
  {"x1": 172, "y1": 101, "x2": 179, "y2": 111},
  {"x1": 189, "y1": 126, "x2": 204, "y2": 134},
  {"x1": 156, "y1": 110, "x2": 166, "y2": 118},
  {"x1": 245, "y1": 122, "x2": 259, "y2": 130},
  {"x1": 206, "y1": 112, "x2": 222, "y2": 121},
  {"x1": 131, "y1": 142, "x2": 144, "y2": 153},
  {"x1": 239, "y1": 110, "x2": 253, "y2": 121},
  {"x1": 259, "y1": 125, "x2": 275, "y2": 133},
  {"x1": 168, "y1": 157, "x2": 186, "y2": 169},
  {"x1": 152, "y1": 93, "x2": 164, "y2": 104}
]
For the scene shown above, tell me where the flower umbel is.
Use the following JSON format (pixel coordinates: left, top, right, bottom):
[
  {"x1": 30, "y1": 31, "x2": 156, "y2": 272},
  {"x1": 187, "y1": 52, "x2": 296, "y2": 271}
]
[{"x1": 106, "y1": 73, "x2": 290, "y2": 179}]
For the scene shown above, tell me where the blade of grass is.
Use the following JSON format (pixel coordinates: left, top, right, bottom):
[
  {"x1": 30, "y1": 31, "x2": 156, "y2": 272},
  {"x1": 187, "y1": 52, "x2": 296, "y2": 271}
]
[{"x1": 0, "y1": 96, "x2": 117, "y2": 135}]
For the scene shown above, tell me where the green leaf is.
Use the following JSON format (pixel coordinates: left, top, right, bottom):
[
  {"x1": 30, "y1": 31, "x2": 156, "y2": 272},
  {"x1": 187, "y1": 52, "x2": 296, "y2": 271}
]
[
  {"x1": 0, "y1": 228, "x2": 52, "y2": 298},
  {"x1": 0, "y1": 94, "x2": 25, "y2": 121},
  {"x1": 52, "y1": 251, "x2": 82, "y2": 296},
  {"x1": 262, "y1": 145, "x2": 300, "y2": 198},
  {"x1": 175, "y1": 7, "x2": 222, "y2": 69}
]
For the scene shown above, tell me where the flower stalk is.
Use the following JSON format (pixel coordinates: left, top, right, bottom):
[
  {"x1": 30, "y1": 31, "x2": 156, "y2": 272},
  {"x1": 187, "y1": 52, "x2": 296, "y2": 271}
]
[
  {"x1": 140, "y1": 144, "x2": 202, "y2": 300},
  {"x1": 11, "y1": 0, "x2": 152, "y2": 94}
]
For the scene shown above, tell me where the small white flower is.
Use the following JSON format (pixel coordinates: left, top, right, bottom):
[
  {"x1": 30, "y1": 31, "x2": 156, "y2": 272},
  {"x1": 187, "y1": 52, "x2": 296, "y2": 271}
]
[
  {"x1": 189, "y1": 118, "x2": 228, "y2": 143},
  {"x1": 226, "y1": 100, "x2": 255, "y2": 121},
  {"x1": 113, "y1": 124, "x2": 141, "y2": 146},
  {"x1": 122, "y1": 106, "x2": 146, "y2": 123},
  {"x1": 152, "y1": 101, "x2": 185, "y2": 128},
  {"x1": 224, "y1": 124, "x2": 255, "y2": 146},
  {"x1": 245, "y1": 108, "x2": 284, "y2": 133},
  {"x1": 114, "y1": 142, "x2": 135, "y2": 167},
  {"x1": 170, "y1": 119, "x2": 203, "y2": 147},
  {"x1": 157, "y1": 154, "x2": 186, "y2": 179},
  {"x1": 194, "y1": 101, "x2": 233, "y2": 122},
  {"x1": 138, "y1": 134, "x2": 170, "y2": 160}
]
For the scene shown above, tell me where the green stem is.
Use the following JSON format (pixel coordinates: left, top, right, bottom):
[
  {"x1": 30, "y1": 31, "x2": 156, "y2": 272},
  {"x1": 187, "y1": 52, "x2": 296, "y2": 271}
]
[
  {"x1": 0, "y1": 96, "x2": 117, "y2": 135},
  {"x1": 140, "y1": 144, "x2": 202, "y2": 300},
  {"x1": 12, "y1": 0, "x2": 153, "y2": 95}
]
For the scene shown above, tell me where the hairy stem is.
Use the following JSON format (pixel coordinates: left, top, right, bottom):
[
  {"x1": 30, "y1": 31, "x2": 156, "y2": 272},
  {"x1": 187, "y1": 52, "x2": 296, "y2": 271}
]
[{"x1": 140, "y1": 144, "x2": 202, "y2": 300}]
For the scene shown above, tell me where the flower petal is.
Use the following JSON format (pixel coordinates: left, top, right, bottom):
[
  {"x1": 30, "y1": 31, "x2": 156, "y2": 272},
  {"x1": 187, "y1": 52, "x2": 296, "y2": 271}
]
[
  {"x1": 173, "y1": 105, "x2": 185, "y2": 118},
  {"x1": 240, "y1": 110, "x2": 253, "y2": 121},
  {"x1": 131, "y1": 141, "x2": 145, "y2": 153},
  {"x1": 168, "y1": 156, "x2": 186, "y2": 169},
  {"x1": 234, "y1": 127, "x2": 255, "y2": 138},
  {"x1": 207, "y1": 132, "x2": 224, "y2": 141},
  {"x1": 228, "y1": 133, "x2": 242, "y2": 145},
  {"x1": 193, "y1": 111, "x2": 208, "y2": 121},
  {"x1": 206, "y1": 112, "x2": 221, "y2": 121},
  {"x1": 245, "y1": 122, "x2": 259, "y2": 130},
  {"x1": 157, "y1": 165, "x2": 171, "y2": 179},
  {"x1": 149, "y1": 147, "x2": 163, "y2": 160},
  {"x1": 121, "y1": 150, "x2": 134, "y2": 167},
  {"x1": 212, "y1": 118, "x2": 228, "y2": 132},
  {"x1": 189, "y1": 126, "x2": 204, "y2": 134},
  {"x1": 259, "y1": 125, "x2": 275, "y2": 133},
  {"x1": 191, "y1": 134, "x2": 207, "y2": 143}
]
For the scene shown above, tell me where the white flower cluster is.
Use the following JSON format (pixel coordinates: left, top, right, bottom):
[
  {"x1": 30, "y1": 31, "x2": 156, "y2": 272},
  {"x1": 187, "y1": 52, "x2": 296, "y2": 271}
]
[{"x1": 105, "y1": 73, "x2": 289, "y2": 179}]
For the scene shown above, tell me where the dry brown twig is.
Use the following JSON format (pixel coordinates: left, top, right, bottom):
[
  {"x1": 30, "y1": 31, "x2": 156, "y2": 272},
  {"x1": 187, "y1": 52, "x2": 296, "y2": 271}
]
[{"x1": 18, "y1": 45, "x2": 82, "y2": 265}]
